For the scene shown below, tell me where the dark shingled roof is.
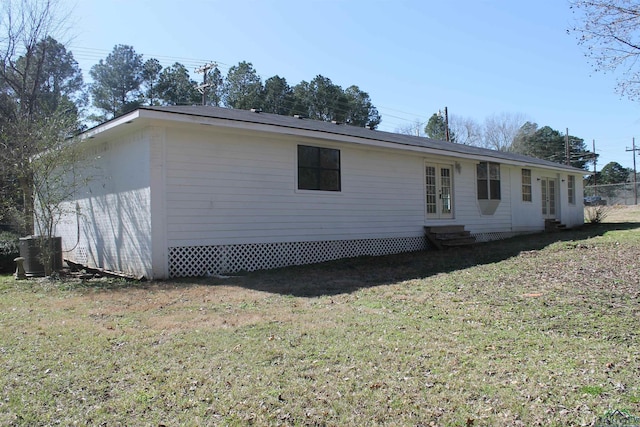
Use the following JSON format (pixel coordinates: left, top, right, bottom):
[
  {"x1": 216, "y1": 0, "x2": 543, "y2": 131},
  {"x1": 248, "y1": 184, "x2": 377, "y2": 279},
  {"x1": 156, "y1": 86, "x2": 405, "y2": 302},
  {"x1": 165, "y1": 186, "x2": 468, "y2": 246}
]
[{"x1": 138, "y1": 105, "x2": 584, "y2": 173}]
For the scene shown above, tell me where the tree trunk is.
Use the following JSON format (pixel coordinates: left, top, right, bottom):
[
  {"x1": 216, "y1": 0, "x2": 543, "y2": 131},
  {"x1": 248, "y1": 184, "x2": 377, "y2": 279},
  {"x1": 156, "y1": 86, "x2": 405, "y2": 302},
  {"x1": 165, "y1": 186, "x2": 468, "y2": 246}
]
[{"x1": 19, "y1": 175, "x2": 35, "y2": 236}]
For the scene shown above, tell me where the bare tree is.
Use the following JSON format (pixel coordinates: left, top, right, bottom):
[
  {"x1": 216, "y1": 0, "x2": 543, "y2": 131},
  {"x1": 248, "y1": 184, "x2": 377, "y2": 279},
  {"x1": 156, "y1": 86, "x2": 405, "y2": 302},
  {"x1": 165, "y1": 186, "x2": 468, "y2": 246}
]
[
  {"x1": 395, "y1": 119, "x2": 426, "y2": 137},
  {"x1": 0, "y1": 0, "x2": 76, "y2": 235},
  {"x1": 1, "y1": 0, "x2": 89, "y2": 277},
  {"x1": 1, "y1": 0, "x2": 72, "y2": 116},
  {"x1": 483, "y1": 112, "x2": 529, "y2": 152},
  {"x1": 570, "y1": 0, "x2": 640, "y2": 99},
  {"x1": 448, "y1": 114, "x2": 483, "y2": 146}
]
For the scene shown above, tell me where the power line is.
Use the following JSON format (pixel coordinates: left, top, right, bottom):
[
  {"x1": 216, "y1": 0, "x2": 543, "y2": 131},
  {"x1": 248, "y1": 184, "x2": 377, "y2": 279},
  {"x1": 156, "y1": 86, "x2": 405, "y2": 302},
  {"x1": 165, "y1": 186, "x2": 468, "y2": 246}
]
[
  {"x1": 194, "y1": 62, "x2": 217, "y2": 106},
  {"x1": 16, "y1": 42, "x2": 615, "y2": 143},
  {"x1": 3, "y1": 42, "x2": 637, "y2": 149},
  {"x1": 65, "y1": 44, "x2": 432, "y2": 129}
]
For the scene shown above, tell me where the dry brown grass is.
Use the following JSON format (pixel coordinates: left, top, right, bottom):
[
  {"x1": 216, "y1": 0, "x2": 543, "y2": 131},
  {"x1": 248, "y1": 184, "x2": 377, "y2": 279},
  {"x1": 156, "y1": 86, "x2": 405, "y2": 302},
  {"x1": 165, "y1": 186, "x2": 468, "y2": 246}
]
[{"x1": 601, "y1": 204, "x2": 640, "y2": 223}]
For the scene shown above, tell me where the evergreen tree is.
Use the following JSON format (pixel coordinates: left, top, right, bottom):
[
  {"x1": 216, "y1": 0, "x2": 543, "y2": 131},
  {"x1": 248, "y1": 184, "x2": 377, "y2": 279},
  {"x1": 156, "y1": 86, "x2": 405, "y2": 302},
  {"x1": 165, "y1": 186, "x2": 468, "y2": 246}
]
[
  {"x1": 262, "y1": 75, "x2": 293, "y2": 115},
  {"x1": 156, "y1": 62, "x2": 200, "y2": 106},
  {"x1": 204, "y1": 66, "x2": 224, "y2": 107},
  {"x1": 344, "y1": 85, "x2": 381, "y2": 129},
  {"x1": 141, "y1": 58, "x2": 162, "y2": 106},
  {"x1": 89, "y1": 44, "x2": 144, "y2": 120},
  {"x1": 599, "y1": 161, "x2": 631, "y2": 184},
  {"x1": 424, "y1": 113, "x2": 455, "y2": 142},
  {"x1": 511, "y1": 123, "x2": 593, "y2": 170},
  {"x1": 223, "y1": 61, "x2": 263, "y2": 110}
]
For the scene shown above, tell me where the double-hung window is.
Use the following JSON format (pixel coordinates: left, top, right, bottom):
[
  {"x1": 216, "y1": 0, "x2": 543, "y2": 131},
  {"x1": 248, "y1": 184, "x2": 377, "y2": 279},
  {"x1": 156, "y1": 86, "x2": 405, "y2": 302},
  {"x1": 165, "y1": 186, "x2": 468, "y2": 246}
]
[
  {"x1": 297, "y1": 145, "x2": 341, "y2": 191},
  {"x1": 522, "y1": 169, "x2": 532, "y2": 202},
  {"x1": 477, "y1": 162, "x2": 501, "y2": 200},
  {"x1": 568, "y1": 175, "x2": 575, "y2": 204}
]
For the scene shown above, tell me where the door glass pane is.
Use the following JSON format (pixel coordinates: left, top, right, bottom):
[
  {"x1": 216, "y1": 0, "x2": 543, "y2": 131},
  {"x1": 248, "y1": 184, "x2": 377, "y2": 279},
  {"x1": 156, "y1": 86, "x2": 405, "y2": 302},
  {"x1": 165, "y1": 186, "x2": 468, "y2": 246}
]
[
  {"x1": 549, "y1": 180, "x2": 556, "y2": 216},
  {"x1": 425, "y1": 166, "x2": 436, "y2": 214},
  {"x1": 440, "y1": 168, "x2": 451, "y2": 214},
  {"x1": 541, "y1": 179, "x2": 547, "y2": 215}
]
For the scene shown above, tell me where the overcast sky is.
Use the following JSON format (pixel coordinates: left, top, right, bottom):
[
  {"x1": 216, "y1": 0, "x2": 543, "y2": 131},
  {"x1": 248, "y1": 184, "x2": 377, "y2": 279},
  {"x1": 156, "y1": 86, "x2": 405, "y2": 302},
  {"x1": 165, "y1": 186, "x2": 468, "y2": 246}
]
[{"x1": 63, "y1": 0, "x2": 640, "y2": 169}]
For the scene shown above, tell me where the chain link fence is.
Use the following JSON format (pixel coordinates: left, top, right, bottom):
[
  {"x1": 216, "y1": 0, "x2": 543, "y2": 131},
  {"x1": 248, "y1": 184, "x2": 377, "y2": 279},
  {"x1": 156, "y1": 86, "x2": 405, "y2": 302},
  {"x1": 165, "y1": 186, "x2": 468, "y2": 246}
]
[{"x1": 584, "y1": 183, "x2": 640, "y2": 206}]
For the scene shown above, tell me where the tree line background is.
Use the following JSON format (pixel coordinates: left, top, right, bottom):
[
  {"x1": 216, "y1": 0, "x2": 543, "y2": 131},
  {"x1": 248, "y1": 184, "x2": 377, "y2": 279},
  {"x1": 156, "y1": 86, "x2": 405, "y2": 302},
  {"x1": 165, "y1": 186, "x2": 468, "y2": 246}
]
[{"x1": 1, "y1": 0, "x2": 634, "y2": 236}]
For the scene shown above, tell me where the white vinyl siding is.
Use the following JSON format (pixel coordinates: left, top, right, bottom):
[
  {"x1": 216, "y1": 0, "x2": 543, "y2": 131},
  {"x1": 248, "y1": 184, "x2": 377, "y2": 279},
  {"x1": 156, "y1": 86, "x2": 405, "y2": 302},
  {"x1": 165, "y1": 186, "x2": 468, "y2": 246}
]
[
  {"x1": 56, "y1": 130, "x2": 154, "y2": 278},
  {"x1": 163, "y1": 127, "x2": 425, "y2": 247},
  {"x1": 59, "y1": 111, "x2": 587, "y2": 279},
  {"x1": 424, "y1": 158, "x2": 512, "y2": 235}
]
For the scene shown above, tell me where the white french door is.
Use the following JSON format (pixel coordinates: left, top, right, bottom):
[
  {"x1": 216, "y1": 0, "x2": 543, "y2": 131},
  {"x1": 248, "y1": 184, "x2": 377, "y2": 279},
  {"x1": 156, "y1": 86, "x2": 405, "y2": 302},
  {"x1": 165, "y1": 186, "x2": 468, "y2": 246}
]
[
  {"x1": 425, "y1": 163, "x2": 454, "y2": 219},
  {"x1": 541, "y1": 177, "x2": 557, "y2": 219}
]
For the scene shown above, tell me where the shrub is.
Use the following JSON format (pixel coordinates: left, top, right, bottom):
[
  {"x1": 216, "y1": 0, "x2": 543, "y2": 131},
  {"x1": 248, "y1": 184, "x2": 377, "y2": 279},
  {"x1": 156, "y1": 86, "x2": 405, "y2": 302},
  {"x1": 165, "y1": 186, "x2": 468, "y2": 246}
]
[
  {"x1": 584, "y1": 205, "x2": 612, "y2": 224},
  {"x1": 0, "y1": 231, "x2": 20, "y2": 273}
]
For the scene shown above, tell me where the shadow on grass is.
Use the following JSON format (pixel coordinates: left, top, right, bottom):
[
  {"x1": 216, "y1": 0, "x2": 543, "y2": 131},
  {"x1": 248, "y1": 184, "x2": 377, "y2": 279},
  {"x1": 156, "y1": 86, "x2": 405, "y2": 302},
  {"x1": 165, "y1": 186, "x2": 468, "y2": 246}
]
[
  {"x1": 220, "y1": 221, "x2": 640, "y2": 297},
  {"x1": 39, "y1": 221, "x2": 640, "y2": 297}
]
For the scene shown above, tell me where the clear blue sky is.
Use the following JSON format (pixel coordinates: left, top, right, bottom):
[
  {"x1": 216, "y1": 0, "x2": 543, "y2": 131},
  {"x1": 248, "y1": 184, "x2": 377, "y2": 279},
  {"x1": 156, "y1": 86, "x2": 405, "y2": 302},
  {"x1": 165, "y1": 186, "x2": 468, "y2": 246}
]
[{"x1": 63, "y1": 0, "x2": 640, "y2": 169}]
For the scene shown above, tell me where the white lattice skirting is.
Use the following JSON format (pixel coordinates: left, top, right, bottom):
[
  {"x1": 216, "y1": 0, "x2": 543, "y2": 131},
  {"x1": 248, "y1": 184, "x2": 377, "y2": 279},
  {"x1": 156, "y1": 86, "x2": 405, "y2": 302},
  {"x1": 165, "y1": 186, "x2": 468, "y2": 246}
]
[
  {"x1": 472, "y1": 231, "x2": 517, "y2": 243},
  {"x1": 169, "y1": 236, "x2": 428, "y2": 277}
]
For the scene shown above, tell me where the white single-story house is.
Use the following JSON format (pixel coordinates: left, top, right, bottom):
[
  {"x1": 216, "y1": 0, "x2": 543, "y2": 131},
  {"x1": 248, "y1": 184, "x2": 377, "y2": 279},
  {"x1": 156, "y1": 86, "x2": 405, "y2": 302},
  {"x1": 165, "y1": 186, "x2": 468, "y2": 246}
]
[{"x1": 55, "y1": 106, "x2": 585, "y2": 279}]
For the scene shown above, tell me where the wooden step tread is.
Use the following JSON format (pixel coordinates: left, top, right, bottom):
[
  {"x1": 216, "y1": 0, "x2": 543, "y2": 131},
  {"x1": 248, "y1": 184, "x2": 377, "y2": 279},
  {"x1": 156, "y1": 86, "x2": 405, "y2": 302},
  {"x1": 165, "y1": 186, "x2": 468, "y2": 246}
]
[
  {"x1": 432, "y1": 231, "x2": 471, "y2": 239},
  {"x1": 425, "y1": 225, "x2": 475, "y2": 249}
]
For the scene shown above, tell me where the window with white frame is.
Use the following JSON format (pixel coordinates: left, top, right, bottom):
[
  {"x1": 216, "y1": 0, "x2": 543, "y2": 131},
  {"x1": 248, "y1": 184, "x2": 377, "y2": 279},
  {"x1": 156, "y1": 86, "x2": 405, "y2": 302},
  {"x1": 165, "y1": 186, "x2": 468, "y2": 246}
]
[
  {"x1": 522, "y1": 169, "x2": 532, "y2": 202},
  {"x1": 568, "y1": 175, "x2": 575, "y2": 204},
  {"x1": 477, "y1": 162, "x2": 501, "y2": 200}
]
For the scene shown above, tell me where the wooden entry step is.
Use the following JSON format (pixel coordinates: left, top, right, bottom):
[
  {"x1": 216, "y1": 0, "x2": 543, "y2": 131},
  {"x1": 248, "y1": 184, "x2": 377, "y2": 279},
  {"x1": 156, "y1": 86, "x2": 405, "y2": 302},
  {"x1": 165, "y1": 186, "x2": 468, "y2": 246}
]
[
  {"x1": 545, "y1": 219, "x2": 567, "y2": 233},
  {"x1": 424, "y1": 225, "x2": 476, "y2": 250}
]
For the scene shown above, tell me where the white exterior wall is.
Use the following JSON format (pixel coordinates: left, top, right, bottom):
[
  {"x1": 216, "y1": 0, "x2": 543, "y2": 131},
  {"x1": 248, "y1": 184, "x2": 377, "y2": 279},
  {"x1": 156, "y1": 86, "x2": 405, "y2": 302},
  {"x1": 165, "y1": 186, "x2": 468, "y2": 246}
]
[
  {"x1": 57, "y1": 130, "x2": 153, "y2": 278},
  {"x1": 389, "y1": 157, "x2": 515, "y2": 236},
  {"x1": 59, "y1": 113, "x2": 586, "y2": 279},
  {"x1": 451, "y1": 159, "x2": 513, "y2": 236},
  {"x1": 164, "y1": 126, "x2": 427, "y2": 247},
  {"x1": 558, "y1": 172, "x2": 586, "y2": 228},
  {"x1": 163, "y1": 125, "x2": 574, "y2": 277},
  {"x1": 510, "y1": 166, "x2": 548, "y2": 233},
  {"x1": 163, "y1": 126, "x2": 554, "y2": 250},
  {"x1": 509, "y1": 168, "x2": 586, "y2": 231}
]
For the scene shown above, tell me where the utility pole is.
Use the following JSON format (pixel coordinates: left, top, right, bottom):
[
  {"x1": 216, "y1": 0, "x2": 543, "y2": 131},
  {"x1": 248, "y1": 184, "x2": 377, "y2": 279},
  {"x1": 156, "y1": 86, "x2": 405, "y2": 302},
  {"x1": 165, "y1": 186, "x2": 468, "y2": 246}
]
[
  {"x1": 592, "y1": 139, "x2": 597, "y2": 193},
  {"x1": 195, "y1": 62, "x2": 216, "y2": 106},
  {"x1": 626, "y1": 138, "x2": 639, "y2": 205},
  {"x1": 438, "y1": 107, "x2": 450, "y2": 142},
  {"x1": 565, "y1": 128, "x2": 570, "y2": 166},
  {"x1": 444, "y1": 106, "x2": 450, "y2": 142}
]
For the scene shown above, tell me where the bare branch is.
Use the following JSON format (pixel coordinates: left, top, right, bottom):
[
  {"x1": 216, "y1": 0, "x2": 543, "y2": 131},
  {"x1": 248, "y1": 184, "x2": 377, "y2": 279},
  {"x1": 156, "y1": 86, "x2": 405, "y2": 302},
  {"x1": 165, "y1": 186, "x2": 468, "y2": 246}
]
[
  {"x1": 483, "y1": 112, "x2": 529, "y2": 151},
  {"x1": 571, "y1": 0, "x2": 640, "y2": 99}
]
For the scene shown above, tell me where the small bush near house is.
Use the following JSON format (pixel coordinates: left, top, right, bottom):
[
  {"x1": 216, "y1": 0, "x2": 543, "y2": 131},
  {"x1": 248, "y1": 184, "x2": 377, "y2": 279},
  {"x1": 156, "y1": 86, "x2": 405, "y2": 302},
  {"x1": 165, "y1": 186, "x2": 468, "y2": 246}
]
[
  {"x1": 585, "y1": 204, "x2": 612, "y2": 223},
  {"x1": 0, "y1": 231, "x2": 20, "y2": 273}
]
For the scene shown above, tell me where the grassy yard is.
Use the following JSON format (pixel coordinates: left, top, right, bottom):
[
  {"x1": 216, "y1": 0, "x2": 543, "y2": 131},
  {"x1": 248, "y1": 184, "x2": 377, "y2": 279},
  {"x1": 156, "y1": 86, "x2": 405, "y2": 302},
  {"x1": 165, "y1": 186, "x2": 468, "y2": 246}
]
[{"x1": 1, "y1": 206, "x2": 639, "y2": 426}]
